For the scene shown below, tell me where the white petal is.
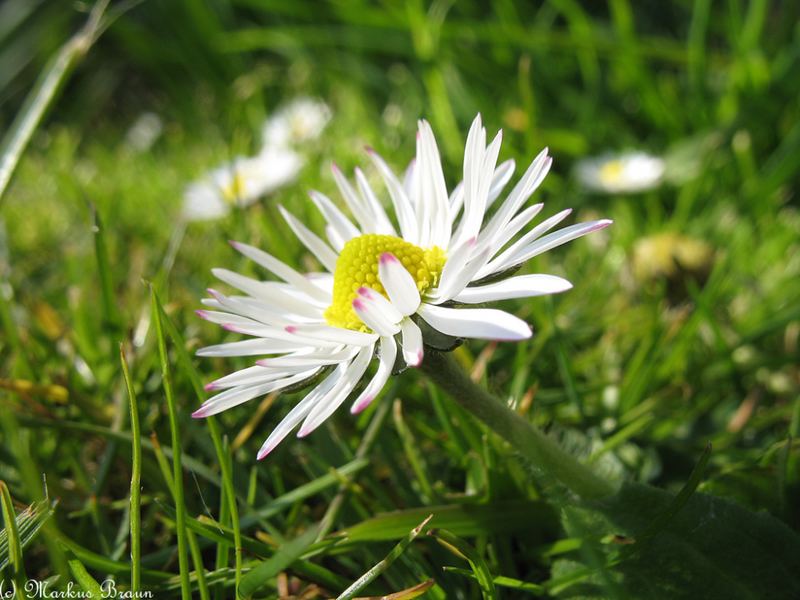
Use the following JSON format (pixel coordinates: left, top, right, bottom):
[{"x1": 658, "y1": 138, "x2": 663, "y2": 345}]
[
  {"x1": 219, "y1": 322, "x2": 344, "y2": 348},
  {"x1": 356, "y1": 287, "x2": 403, "y2": 323},
  {"x1": 477, "y1": 149, "x2": 551, "y2": 246},
  {"x1": 400, "y1": 318, "x2": 423, "y2": 367},
  {"x1": 286, "y1": 324, "x2": 379, "y2": 347},
  {"x1": 331, "y1": 163, "x2": 377, "y2": 233},
  {"x1": 195, "y1": 309, "x2": 260, "y2": 328},
  {"x1": 478, "y1": 208, "x2": 573, "y2": 278},
  {"x1": 417, "y1": 120, "x2": 451, "y2": 248},
  {"x1": 205, "y1": 290, "x2": 294, "y2": 326},
  {"x1": 367, "y1": 149, "x2": 418, "y2": 242},
  {"x1": 297, "y1": 345, "x2": 374, "y2": 437},
  {"x1": 192, "y1": 368, "x2": 319, "y2": 418},
  {"x1": 279, "y1": 206, "x2": 339, "y2": 273},
  {"x1": 449, "y1": 181, "x2": 464, "y2": 216},
  {"x1": 351, "y1": 336, "x2": 397, "y2": 414},
  {"x1": 481, "y1": 203, "x2": 544, "y2": 257},
  {"x1": 309, "y1": 190, "x2": 360, "y2": 247},
  {"x1": 257, "y1": 363, "x2": 347, "y2": 459},
  {"x1": 354, "y1": 167, "x2": 396, "y2": 235},
  {"x1": 489, "y1": 219, "x2": 613, "y2": 274},
  {"x1": 412, "y1": 130, "x2": 430, "y2": 246},
  {"x1": 402, "y1": 159, "x2": 416, "y2": 198},
  {"x1": 378, "y1": 253, "x2": 420, "y2": 316},
  {"x1": 418, "y1": 304, "x2": 532, "y2": 341},
  {"x1": 195, "y1": 338, "x2": 309, "y2": 357},
  {"x1": 450, "y1": 159, "x2": 516, "y2": 224},
  {"x1": 257, "y1": 347, "x2": 356, "y2": 369},
  {"x1": 230, "y1": 241, "x2": 329, "y2": 303},
  {"x1": 431, "y1": 245, "x2": 492, "y2": 304},
  {"x1": 486, "y1": 159, "x2": 516, "y2": 209},
  {"x1": 206, "y1": 364, "x2": 313, "y2": 391},
  {"x1": 453, "y1": 126, "x2": 502, "y2": 248},
  {"x1": 211, "y1": 269, "x2": 327, "y2": 317},
  {"x1": 454, "y1": 115, "x2": 486, "y2": 247},
  {"x1": 453, "y1": 274, "x2": 573, "y2": 303},
  {"x1": 353, "y1": 295, "x2": 401, "y2": 337},
  {"x1": 433, "y1": 237, "x2": 476, "y2": 302},
  {"x1": 182, "y1": 181, "x2": 227, "y2": 222}
]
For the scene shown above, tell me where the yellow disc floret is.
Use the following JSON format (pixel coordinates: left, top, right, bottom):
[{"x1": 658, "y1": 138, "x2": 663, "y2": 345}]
[
  {"x1": 599, "y1": 160, "x2": 625, "y2": 186},
  {"x1": 325, "y1": 234, "x2": 446, "y2": 331}
]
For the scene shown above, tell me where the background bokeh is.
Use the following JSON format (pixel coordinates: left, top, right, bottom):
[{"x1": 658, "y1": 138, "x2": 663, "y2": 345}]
[{"x1": 1, "y1": 1, "x2": 799, "y2": 597}]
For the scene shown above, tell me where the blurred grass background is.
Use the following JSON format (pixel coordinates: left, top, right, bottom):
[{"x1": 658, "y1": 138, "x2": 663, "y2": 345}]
[{"x1": 1, "y1": 0, "x2": 799, "y2": 597}]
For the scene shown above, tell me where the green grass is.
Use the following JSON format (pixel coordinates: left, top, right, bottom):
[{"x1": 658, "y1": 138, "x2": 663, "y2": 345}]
[{"x1": 1, "y1": 0, "x2": 799, "y2": 598}]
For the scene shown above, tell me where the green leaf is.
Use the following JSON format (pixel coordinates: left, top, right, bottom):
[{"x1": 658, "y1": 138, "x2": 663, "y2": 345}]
[
  {"x1": 342, "y1": 500, "x2": 558, "y2": 542},
  {"x1": 237, "y1": 525, "x2": 320, "y2": 598},
  {"x1": 563, "y1": 482, "x2": 800, "y2": 599},
  {"x1": 67, "y1": 557, "x2": 105, "y2": 598}
]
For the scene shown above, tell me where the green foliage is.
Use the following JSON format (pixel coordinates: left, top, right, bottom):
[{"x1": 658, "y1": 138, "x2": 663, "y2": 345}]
[
  {"x1": 558, "y1": 483, "x2": 800, "y2": 599},
  {"x1": 1, "y1": 0, "x2": 799, "y2": 597}
]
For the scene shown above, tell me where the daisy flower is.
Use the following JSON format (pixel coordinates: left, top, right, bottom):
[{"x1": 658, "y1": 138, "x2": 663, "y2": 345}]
[
  {"x1": 194, "y1": 114, "x2": 611, "y2": 459},
  {"x1": 575, "y1": 151, "x2": 664, "y2": 193},
  {"x1": 182, "y1": 148, "x2": 303, "y2": 221},
  {"x1": 262, "y1": 97, "x2": 331, "y2": 149}
]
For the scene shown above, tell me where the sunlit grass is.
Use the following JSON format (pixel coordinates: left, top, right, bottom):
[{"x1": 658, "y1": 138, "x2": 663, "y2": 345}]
[{"x1": 1, "y1": 0, "x2": 799, "y2": 597}]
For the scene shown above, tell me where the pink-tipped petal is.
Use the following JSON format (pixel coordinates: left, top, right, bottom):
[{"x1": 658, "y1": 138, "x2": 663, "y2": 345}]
[
  {"x1": 400, "y1": 318, "x2": 423, "y2": 367},
  {"x1": 351, "y1": 394, "x2": 375, "y2": 414},
  {"x1": 352, "y1": 295, "x2": 400, "y2": 337}
]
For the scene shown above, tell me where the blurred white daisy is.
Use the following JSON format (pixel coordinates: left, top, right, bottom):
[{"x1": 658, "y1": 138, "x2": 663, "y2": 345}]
[
  {"x1": 262, "y1": 97, "x2": 331, "y2": 148},
  {"x1": 182, "y1": 148, "x2": 303, "y2": 221},
  {"x1": 194, "y1": 114, "x2": 611, "y2": 458},
  {"x1": 124, "y1": 112, "x2": 163, "y2": 152},
  {"x1": 575, "y1": 151, "x2": 664, "y2": 193}
]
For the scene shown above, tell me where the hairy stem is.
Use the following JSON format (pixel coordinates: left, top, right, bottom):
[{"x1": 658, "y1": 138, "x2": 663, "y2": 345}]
[{"x1": 420, "y1": 351, "x2": 615, "y2": 499}]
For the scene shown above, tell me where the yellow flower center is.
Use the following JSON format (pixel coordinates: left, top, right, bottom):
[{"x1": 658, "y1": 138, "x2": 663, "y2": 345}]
[
  {"x1": 221, "y1": 172, "x2": 245, "y2": 204},
  {"x1": 599, "y1": 160, "x2": 625, "y2": 185},
  {"x1": 324, "y1": 234, "x2": 446, "y2": 331}
]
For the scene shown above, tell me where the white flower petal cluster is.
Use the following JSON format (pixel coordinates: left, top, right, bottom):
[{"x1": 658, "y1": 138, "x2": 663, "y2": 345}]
[
  {"x1": 262, "y1": 97, "x2": 331, "y2": 148},
  {"x1": 195, "y1": 114, "x2": 611, "y2": 458},
  {"x1": 182, "y1": 149, "x2": 303, "y2": 221},
  {"x1": 182, "y1": 97, "x2": 331, "y2": 222},
  {"x1": 575, "y1": 151, "x2": 664, "y2": 193}
]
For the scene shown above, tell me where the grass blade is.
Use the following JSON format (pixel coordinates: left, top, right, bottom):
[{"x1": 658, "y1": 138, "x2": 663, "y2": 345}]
[
  {"x1": 0, "y1": 0, "x2": 109, "y2": 203},
  {"x1": 238, "y1": 525, "x2": 320, "y2": 599},
  {"x1": 0, "y1": 498, "x2": 54, "y2": 571},
  {"x1": 432, "y1": 528, "x2": 496, "y2": 599},
  {"x1": 156, "y1": 298, "x2": 243, "y2": 589},
  {"x1": 443, "y1": 568, "x2": 545, "y2": 594},
  {"x1": 150, "y1": 285, "x2": 191, "y2": 599},
  {"x1": 336, "y1": 515, "x2": 433, "y2": 600},
  {"x1": 638, "y1": 442, "x2": 713, "y2": 541},
  {"x1": 119, "y1": 344, "x2": 142, "y2": 592},
  {"x1": 91, "y1": 204, "x2": 120, "y2": 331},
  {"x1": 0, "y1": 480, "x2": 26, "y2": 589}
]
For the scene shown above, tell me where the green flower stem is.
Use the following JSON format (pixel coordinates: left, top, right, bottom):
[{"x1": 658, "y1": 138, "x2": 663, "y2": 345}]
[{"x1": 420, "y1": 351, "x2": 615, "y2": 499}]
